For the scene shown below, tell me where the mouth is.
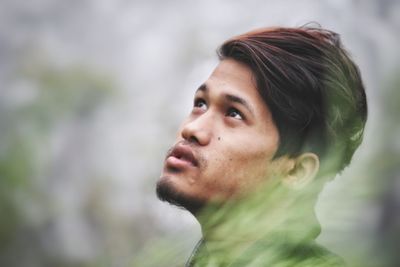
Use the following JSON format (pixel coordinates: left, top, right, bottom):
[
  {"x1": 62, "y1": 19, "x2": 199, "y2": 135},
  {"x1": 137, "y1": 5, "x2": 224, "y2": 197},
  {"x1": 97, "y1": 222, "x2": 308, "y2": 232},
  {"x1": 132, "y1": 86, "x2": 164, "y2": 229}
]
[{"x1": 165, "y1": 143, "x2": 199, "y2": 170}]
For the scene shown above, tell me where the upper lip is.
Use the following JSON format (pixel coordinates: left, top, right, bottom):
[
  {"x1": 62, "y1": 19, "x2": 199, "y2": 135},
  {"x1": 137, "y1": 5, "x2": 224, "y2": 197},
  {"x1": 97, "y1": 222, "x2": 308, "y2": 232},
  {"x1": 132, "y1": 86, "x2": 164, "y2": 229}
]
[{"x1": 168, "y1": 143, "x2": 199, "y2": 166}]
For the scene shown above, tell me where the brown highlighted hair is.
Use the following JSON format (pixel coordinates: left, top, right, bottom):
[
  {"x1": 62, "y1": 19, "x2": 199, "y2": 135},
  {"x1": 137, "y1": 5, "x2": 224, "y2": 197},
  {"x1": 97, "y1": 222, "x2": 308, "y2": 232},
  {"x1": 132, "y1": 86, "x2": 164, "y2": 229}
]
[{"x1": 218, "y1": 26, "x2": 367, "y2": 175}]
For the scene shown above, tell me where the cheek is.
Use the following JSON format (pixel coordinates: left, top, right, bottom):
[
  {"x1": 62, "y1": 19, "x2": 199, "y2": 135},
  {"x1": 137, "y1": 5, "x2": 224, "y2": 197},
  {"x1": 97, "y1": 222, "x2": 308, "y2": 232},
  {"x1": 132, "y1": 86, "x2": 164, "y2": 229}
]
[
  {"x1": 221, "y1": 140, "x2": 277, "y2": 184},
  {"x1": 231, "y1": 135, "x2": 277, "y2": 166},
  {"x1": 203, "y1": 148, "x2": 270, "y2": 195},
  {"x1": 194, "y1": 129, "x2": 279, "y2": 198},
  {"x1": 234, "y1": 151, "x2": 271, "y2": 179},
  {"x1": 194, "y1": 156, "x2": 240, "y2": 199}
]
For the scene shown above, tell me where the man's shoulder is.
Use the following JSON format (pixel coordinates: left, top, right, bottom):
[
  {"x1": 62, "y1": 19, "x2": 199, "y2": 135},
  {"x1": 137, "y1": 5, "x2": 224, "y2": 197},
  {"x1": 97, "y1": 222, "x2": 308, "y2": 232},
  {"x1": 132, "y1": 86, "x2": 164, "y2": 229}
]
[
  {"x1": 230, "y1": 240, "x2": 346, "y2": 267},
  {"x1": 290, "y1": 242, "x2": 347, "y2": 267},
  {"x1": 187, "y1": 238, "x2": 346, "y2": 267}
]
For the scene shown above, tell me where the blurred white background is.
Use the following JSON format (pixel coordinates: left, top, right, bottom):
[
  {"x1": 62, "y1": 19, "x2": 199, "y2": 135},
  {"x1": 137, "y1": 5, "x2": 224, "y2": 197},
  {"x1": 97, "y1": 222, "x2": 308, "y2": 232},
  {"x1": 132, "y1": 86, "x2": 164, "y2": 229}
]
[{"x1": 0, "y1": 0, "x2": 399, "y2": 266}]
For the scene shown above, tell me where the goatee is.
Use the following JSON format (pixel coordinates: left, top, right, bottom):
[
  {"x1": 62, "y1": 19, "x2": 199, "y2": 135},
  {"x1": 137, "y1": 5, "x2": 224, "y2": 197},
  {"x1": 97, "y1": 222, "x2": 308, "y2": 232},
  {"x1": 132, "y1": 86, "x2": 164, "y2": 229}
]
[{"x1": 156, "y1": 177, "x2": 205, "y2": 214}]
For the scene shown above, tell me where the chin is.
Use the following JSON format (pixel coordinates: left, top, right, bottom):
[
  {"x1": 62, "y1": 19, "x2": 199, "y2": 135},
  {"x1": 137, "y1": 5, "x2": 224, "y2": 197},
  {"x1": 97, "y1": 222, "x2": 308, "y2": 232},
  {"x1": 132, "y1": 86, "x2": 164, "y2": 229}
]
[{"x1": 156, "y1": 176, "x2": 205, "y2": 214}]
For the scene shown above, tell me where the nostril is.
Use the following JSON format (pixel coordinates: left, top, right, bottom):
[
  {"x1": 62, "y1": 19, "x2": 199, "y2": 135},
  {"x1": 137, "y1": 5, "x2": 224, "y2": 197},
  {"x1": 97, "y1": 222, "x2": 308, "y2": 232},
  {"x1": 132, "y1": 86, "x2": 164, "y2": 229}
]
[{"x1": 189, "y1": 135, "x2": 199, "y2": 144}]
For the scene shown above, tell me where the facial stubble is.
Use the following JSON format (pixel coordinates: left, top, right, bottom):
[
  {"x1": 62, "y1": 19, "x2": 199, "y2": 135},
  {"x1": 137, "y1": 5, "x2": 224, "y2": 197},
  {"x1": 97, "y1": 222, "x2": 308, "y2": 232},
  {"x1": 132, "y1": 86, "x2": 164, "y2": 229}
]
[{"x1": 156, "y1": 143, "x2": 208, "y2": 214}]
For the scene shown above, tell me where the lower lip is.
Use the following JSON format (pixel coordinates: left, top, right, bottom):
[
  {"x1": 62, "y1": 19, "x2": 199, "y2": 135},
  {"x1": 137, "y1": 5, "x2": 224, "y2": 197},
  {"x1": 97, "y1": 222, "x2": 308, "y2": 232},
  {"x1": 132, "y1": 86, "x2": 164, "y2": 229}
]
[{"x1": 166, "y1": 156, "x2": 196, "y2": 170}]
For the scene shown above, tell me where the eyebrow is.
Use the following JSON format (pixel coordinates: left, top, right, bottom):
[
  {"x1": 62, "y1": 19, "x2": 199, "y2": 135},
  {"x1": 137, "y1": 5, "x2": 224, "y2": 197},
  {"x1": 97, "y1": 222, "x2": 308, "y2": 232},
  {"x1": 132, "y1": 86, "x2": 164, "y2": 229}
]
[
  {"x1": 196, "y1": 83, "x2": 207, "y2": 93},
  {"x1": 196, "y1": 83, "x2": 255, "y2": 116}
]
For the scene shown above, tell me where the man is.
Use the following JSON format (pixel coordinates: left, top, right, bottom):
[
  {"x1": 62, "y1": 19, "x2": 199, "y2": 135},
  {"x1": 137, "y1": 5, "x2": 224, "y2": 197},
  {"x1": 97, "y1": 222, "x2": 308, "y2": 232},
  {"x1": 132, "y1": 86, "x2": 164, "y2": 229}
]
[{"x1": 157, "y1": 26, "x2": 367, "y2": 267}]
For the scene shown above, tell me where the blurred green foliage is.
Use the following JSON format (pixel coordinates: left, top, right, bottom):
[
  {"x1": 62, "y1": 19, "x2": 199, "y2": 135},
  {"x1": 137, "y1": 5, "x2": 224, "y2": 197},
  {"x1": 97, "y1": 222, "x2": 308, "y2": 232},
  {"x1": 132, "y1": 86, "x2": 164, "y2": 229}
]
[
  {"x1": 366, "y1": 70, "x2": 400, "y2": 267},
  {"x1": 0, "y1": 62, "x2": 114, "y2": 266}
]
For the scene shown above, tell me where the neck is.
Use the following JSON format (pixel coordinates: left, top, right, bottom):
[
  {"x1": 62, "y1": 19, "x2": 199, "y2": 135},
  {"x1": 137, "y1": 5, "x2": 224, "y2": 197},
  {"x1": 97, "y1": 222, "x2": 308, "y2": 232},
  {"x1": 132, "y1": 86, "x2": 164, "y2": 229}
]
[{"x1": 196, "y1": 184, "x2": 321, "y2": 250}]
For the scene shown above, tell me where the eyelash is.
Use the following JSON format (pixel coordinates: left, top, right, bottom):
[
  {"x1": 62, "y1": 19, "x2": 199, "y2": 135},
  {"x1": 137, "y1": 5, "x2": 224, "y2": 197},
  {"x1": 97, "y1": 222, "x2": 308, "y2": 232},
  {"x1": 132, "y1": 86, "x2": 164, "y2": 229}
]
[
  {"x1": 226, "y1": 108, "x2": 244, "y2": 120},
  {"x1": 193, "y1": 98, "x2": 244, "y2": 120},
  {"x1": 194, "y1": 98, "x2": 207, "y2": 109}
]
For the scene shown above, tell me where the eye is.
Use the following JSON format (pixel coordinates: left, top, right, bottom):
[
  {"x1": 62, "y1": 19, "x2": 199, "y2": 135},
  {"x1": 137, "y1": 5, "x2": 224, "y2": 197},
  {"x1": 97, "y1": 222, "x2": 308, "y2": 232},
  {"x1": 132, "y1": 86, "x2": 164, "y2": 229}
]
[
  {"x1": 226, "y1": 108, "x2": 244, "y2": 120},
  {"x1": 193, "y1": 98, "x2": 207, "y2": 111}
]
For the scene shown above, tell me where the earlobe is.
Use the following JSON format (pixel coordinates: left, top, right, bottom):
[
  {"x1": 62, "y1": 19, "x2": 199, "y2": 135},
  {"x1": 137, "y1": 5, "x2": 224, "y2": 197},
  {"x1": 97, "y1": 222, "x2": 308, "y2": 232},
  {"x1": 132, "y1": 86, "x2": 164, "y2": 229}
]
[{"x1": 282, "y1": 153, "x2": 320, "y2": 190}]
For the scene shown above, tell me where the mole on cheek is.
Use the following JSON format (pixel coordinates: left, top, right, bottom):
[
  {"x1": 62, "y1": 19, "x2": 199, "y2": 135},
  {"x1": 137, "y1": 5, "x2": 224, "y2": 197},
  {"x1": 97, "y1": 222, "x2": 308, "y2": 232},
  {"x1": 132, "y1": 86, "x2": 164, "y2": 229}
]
[{"x1": 218, "y1": 137, "x2": 221, "y2": 141}]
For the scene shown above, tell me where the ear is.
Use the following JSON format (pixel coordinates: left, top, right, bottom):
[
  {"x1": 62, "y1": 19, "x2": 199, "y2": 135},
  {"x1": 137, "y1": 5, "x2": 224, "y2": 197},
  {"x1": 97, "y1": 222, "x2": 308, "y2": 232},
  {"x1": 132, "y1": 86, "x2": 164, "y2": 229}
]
[{"x1": 281, "y1": 153, "x2": 320, "y2": 190}]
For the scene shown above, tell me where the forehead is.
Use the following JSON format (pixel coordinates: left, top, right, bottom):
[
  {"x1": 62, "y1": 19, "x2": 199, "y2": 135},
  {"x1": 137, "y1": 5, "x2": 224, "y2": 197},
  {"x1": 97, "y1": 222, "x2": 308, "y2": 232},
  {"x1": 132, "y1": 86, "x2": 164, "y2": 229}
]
[{"x1": 206, "y1": 59, "x2": 256, "y2": 94}]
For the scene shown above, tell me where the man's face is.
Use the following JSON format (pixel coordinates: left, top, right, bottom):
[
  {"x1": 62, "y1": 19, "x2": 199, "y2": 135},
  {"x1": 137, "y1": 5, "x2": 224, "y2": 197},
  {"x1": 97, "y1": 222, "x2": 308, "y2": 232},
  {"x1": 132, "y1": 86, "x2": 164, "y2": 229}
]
[{"x1": 157, "y1": 59, "x2": 280, "y2": 212}]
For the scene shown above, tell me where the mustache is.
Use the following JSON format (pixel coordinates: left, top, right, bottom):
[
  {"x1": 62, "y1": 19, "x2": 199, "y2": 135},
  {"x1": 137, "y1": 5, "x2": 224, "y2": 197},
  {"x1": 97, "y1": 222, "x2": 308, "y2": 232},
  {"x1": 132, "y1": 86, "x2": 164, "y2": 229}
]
[{"x1": 165, "y1": 140, "x2": 206, "y2": 168}]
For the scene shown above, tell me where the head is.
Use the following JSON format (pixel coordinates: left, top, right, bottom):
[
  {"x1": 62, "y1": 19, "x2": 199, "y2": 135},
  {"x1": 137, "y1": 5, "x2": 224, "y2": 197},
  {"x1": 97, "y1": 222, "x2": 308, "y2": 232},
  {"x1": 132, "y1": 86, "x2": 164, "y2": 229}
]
[{"x1": 157, "y1": 26, "x2": 367, "y2": 215}]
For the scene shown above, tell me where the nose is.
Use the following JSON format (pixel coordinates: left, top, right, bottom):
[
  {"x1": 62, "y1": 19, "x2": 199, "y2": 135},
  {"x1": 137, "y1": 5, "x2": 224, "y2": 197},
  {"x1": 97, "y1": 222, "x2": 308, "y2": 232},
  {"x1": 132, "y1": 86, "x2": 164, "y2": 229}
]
[{"x1": 180, "y1": 113, "x2": 213, "y2": 146}]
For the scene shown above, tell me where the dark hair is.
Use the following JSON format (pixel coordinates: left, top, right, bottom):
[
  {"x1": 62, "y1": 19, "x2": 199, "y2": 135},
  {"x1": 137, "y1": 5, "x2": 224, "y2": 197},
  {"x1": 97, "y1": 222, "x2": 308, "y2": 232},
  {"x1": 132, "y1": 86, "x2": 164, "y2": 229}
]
[{"x1": 218, "y1": 26, "x2": 367, "y2": 175}]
